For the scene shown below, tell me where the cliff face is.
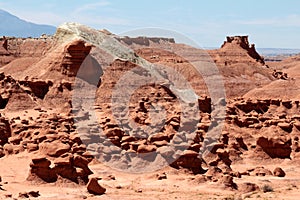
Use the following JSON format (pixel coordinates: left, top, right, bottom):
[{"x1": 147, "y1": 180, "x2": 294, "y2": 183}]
[
  {"x1": 0, "y1": 37, "x2": 13, "y2": 66},
  {"x1": 0, "y1": 37, "x2": 9, "y2": 55},
  {"x1": 6, "y1": 37, "x2": 53, "y2": 57},
  {"x1": 0, "y1": 36, "x2": 54, "y2": 67},
  {"x1": 209, "y1": 35, "x2": 265, "y2": 66}
]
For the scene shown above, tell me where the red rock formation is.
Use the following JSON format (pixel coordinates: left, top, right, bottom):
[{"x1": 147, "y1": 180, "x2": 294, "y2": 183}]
[
  {"x1": 257, "y1": 136, "x2": 292, "y2": 159},
  {"x1": 209, "y1": 35, "x2": 265, "y2": 66},
  {"x1": 61, "y1": 40, "x2": 92, "y2": 77},
  {"x1": 87, "y1": 178, "x2": 106, "y2": 195},
  {"x1": 117, "y1": 36, "x2": 175, "y2": 46},
  {"x1": 0, "y1": 37, "x2": 9, "y2": 55},
  {"x1": 0, "y1": 116, "x2": 11, "y2": 147},
  {"x1": 1, "y1": 23, "x2": 300, "y2": 197}
]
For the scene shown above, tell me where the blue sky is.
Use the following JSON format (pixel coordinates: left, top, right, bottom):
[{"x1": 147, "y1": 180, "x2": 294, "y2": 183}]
[{"x1": 0, "y1": 0, "x2": 300, "y2": 48}]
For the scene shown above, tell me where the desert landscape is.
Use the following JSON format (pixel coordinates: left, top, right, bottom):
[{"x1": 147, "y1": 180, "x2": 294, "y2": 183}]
[{"x1": 0, "y1": 20, "x2": 299, "y2": 200}]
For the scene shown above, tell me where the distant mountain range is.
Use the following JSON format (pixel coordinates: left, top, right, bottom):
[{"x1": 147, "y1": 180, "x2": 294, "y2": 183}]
[
  {"x1": 0, "y1": 9, "x2": 56, "y2": 37},
  {"x1": 257, "y1": 48, "x2": 300, "y2": 56},
  {"x1": 257, "y1": 48, "x2": 300, "y2": 61}
]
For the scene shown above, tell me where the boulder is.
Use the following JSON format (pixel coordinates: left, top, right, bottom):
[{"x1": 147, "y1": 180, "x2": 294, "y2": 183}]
[
  {"x1": 273, "y1": 167, "x2": 285, "y2": 177},
  {"x1": 53, "y1": 154, "x2": 73, "y2": 166},
  {"x1": 18, "y1": 191, "x2": 40, "y2": 198},
  {"x1": 26, "y1": 143, "x2": 39, "y2": 152},
  {"x1": 250, "y1": 166, "x2": 273, "y2": 176},
  {"x1": 31, "y1": 157, "x2": 51, "y2": 168},
  {"x1": 3, "y1": 143, "x2": 14, "y2": 155},
  {"x1": 137, "y1": 144, "x2": 157, "y2": 153},
  {"x1": 205, "y1": 167, "x2": 223, "y2": 180},
  {"x1": 73, "y1": 154, "x2": 93, "y2": 175},
  {"x1": 218, "y1": 175, "x2": 237, "y2": 189},
  {"x1": 157, "y1": 146, "x2": 175, "y2": 158},
  {"x1": 28, "y1": 157, "x2": 57, "y2": 182},
  {"x1": 171, "y1": 151, "x2": 205, "y2": 174},
  {"x1": 156, "y1": 172, "x2": 167, "y2": 180},
  {"x1": 39, "y1": 141, "x2": 71, "y2": 157},
  {"x1": 0, "y1": 117, "x2": 11, "y2": 146},
  {"x1": 238, "y1": 182, "x2": 259, "y2": 193},
  {"x1": 257, "y1": 136, "x2": 292, "y2": 158},
  {"x1": 148, "y1": 132, "x2": 169, "y2": 143},
  {"x1": 87, "y1": 178, "x2": 106, "y2": 195},
  {"x1": 278, "y1": 122, "x2": 293, "y2": 132}
]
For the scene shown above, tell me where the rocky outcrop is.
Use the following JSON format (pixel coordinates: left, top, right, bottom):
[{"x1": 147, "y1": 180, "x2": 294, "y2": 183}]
[
  {"x1": 28, "y1": 153, "x2": 93, "y2": 183},
  {"x1": 0, "y1": 73, "x2": 39, "y2": 111},
  {"x1": 222, "y1": 36, "x2": 265, "y2": 64},
  {"x1": 273, "y1": 167, "x2": 286, "y2": 177},
  {"x1": 0, "y1": 37, "x2": 9, "y2": 56},
  {"x1": 257, "y1": 136, "x2": 292, "y2": 158},
  {"x1": 0, "y1": 116, "x2": 11, "y2": 146},
  {"x1": 250, "y1": 166, "x2": 273, "y2": 176},
  {"x1": 19, "y1": 80, "x2": 53, "y2": 99},
  {"x1": 61, "y1": 40, "x2": 92, "y2": 77},
  {"x1": 5, "y1": 36, "x2": 53, "y2": 57},
  {"x1": 208, "y1": 35, "x2": 265, "y2": 66},
  {"x1": 238, "y1": 182, "x2": 259, "y2": 193},
  {"x1": 0, "y1": 36, "x2": 53, "y2": 67},
  {"x1": 87, "y1": 178, "x2": 106, "y2": 195},
  {"x1": 1, "y1": 23, "x2": 300, "y2": 195},
  {"x1": 28, "y1": 156, "x2": 57, "y2": 182},
  {"x1": 227, "y1": 98, "x2": 300, "y2": 131},
  {"x1": 117, "y1": 36, "x2": 175, "y2": 46}
]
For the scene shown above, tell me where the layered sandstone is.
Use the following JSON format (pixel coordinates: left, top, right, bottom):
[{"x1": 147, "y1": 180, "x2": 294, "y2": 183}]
[{"x1": 0, "y1": 23, "x2": 299, "y2": 199}]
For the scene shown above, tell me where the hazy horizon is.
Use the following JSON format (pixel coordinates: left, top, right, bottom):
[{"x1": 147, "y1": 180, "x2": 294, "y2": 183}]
[{"x1": 0, "y1": 0, "x2": 300, "y2": 48}]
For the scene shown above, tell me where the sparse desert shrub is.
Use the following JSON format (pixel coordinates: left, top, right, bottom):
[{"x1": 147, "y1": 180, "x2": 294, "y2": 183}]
[{"x1": 262, "y1": 184, "x2": 274, "y2": 193}]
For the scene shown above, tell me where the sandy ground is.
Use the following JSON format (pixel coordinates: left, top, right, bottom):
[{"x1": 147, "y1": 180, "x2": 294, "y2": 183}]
[{"x1": 1, "y1": 152, "x2": 300, "y2": 200}]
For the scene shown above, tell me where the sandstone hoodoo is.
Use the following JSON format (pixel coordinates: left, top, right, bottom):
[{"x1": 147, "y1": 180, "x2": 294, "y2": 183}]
[{"x1": 0, "y1": 22, "x2": 300, "y2": 199}]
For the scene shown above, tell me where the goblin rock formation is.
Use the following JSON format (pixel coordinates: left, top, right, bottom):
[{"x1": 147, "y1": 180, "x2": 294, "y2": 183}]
[{"x1": 0, "y1": 23, "x2": 299, "y2": 198}]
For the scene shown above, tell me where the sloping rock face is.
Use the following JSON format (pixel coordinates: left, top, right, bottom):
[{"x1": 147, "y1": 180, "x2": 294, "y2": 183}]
[
  {"x1": 0, "y1": 36, "x2": 53, "y2": 67},
  {"x1": 5, "y1": 37, "x2": 53, "y2": 57},
  {"x1": 60, "y1": 40, "x2": 92, "y2": 77},
  {"x1": 128, "y1": 36, "x2": 273, "y2": 99},
  {"x1": 223, "y1": 36, "x2": 264, "y2": 64},
  {"x1": 209, "y1": 35, "x2": 265, "y2": 66},
  {"x1": 0, "y1": 34, "x2": 94, "y2": 184}
]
